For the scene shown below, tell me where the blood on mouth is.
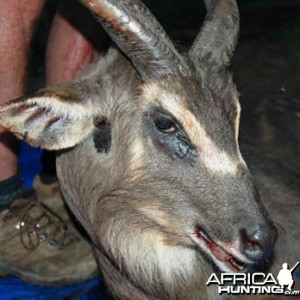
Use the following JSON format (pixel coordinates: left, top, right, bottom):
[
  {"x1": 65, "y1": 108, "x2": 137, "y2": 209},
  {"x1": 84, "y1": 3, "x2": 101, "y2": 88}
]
[{"x1": 194, "y1": 228, "x2": 245, "y2": 271}]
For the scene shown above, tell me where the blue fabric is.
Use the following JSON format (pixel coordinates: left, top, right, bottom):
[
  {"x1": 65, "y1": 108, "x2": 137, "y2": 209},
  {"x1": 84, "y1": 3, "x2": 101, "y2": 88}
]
[
  {"x1": 0, "y1": 276, "x2": 104, "y2": 300},
  {"x1": 0, "y1": 142, "x2": 104, "y2": 299},
  {"x1": 18, "y1": 142, "x2": 42, "y2": 189}
]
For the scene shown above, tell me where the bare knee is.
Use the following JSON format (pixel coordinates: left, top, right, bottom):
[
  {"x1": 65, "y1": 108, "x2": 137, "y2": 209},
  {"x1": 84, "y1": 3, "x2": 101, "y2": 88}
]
[
  {"x1": 0, "y1": 0, "x2": 45, "y2": 44},
  {"x1": 0, "y1": 0, "x2": 45, "y2": 103}
]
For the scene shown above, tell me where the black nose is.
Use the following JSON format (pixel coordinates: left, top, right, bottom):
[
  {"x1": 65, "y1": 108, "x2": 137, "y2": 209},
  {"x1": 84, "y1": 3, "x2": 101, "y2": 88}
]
[{"x1": 240, "y1": 223, "x2": 277, "y2": 261}]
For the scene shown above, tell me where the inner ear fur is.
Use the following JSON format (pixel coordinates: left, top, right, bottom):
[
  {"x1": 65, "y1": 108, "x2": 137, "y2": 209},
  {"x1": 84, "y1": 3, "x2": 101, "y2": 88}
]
[{"x1": 0, "y1": 83, "x2": 99, "y2": 150}]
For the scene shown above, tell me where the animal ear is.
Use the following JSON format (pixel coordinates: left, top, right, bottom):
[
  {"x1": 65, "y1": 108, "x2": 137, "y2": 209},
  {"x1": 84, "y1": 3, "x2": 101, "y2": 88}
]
[{"x1": 0, "y1": 82, "x2": 98, "y2": 150}]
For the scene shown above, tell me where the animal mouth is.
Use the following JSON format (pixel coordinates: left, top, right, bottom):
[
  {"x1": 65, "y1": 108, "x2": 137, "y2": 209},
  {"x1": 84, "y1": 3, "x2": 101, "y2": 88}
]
[{"x1": 190, "y1": 228, "x2": 247, "y2": 272}]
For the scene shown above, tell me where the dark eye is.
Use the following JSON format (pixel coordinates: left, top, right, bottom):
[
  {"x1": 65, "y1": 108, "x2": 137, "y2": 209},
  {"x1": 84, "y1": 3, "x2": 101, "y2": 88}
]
[{"x1": 155, "y1": 117, "x2": 176, "y2": 133}]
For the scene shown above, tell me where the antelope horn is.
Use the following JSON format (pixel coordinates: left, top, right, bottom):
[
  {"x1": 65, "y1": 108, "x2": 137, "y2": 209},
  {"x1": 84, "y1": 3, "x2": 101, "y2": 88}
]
[
  {"x1": 189, "y1": 0, "x2": 239, "y2": 71},
  {"x1": 81, "y1": 0, "x2": 188, "y2": 80}
]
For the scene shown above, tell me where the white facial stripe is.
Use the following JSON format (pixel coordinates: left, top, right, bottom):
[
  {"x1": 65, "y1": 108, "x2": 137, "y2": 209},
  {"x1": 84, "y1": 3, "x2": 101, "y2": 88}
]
[
  {"x1": 143, "y1": 84, "x2": 241, "y2": 175},
  {"x1": 201, "y1": 148, "x2": 238, "y2": 175}
]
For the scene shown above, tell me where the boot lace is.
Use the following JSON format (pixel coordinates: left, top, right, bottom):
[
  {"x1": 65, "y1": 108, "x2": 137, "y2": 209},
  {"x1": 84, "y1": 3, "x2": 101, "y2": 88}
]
[{"x1": 3, "y1": 200, "x2": 76, "y2": 250}]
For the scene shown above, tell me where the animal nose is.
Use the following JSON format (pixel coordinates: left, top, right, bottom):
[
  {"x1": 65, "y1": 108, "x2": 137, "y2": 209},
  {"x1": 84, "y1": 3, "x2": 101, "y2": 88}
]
[{"x1": 240, "y1": 223, "x2": 277, "y2": 262}]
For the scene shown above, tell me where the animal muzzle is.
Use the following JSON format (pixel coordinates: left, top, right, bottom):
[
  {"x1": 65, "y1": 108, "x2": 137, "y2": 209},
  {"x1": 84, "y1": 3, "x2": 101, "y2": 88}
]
[
  {"x1": 240, "y1": 222, "x2": 277, "y2": 262},
  {"x1": 190, "y1": 219, "x2": 277, "y2": 273}
]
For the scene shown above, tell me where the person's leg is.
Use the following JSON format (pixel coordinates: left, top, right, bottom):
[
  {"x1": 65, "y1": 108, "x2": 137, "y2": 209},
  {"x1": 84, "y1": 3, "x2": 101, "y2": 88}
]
[{"x1": 0, "y1": 0, "x2": 46, "y2": 208}]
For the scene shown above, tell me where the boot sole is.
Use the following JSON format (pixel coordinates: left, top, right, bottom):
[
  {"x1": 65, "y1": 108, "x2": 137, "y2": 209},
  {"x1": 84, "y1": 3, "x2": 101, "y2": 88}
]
[{"x1": 0, "y1": 262, "x2": 99, "y2": 286}]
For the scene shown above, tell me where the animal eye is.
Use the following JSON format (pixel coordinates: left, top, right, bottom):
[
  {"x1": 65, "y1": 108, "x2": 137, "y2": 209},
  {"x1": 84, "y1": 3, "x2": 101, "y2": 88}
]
[{"x1": 155, "y1": 117, "x2": 176, "y2": 133}]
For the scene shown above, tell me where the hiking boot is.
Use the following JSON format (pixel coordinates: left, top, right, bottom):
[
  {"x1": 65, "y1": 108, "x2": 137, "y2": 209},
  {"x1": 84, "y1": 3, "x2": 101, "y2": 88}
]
[{"x1": 0, "y1": 176, "x2": 98, "y2": 285}]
